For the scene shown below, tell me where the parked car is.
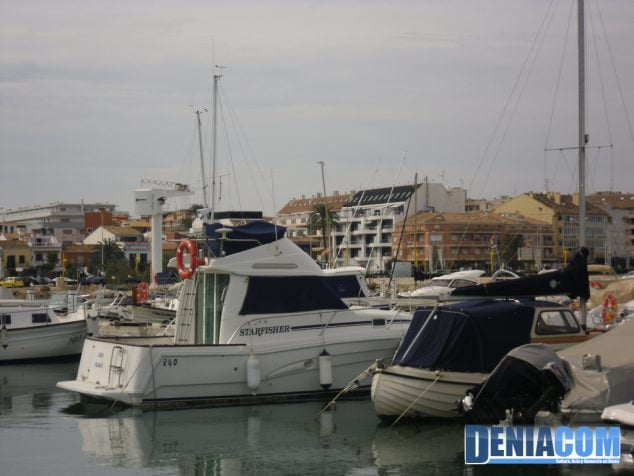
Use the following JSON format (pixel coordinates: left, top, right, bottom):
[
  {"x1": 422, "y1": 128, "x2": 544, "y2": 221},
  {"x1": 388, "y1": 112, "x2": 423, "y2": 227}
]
[
  {"x1": 154, "y1": 271, "x2": 180, "y2": 285},
  {"x1": 21, "y1": 276, "x2": 39, "y2": 287},
  {"x1": 0, "y1": 277, "x2": 25, "y2": 288},
  {"x1": 124, "y1": 276, "x2": 142, "y2": 285},
  {"x1": 36, "y1": 276, "x2": 53, "y2": 285}
]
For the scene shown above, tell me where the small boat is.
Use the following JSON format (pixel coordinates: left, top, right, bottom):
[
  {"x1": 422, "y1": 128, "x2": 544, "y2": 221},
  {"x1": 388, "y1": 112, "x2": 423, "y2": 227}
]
[
  {"x1": 371, "y1": 247, "x2": 592, "y2": 420},
  {"x1": 0, "y1": 292, "x2": 88, "y2": 363},
  {"x1": 398, "y1": 270, "x2": 485, "y2": 298},
  {"x1": 57, "y1": 221, "x2": 412, "y2": 406},
  {"x1": 371, "y1": 298, "x2": 588, "y2": 420}
]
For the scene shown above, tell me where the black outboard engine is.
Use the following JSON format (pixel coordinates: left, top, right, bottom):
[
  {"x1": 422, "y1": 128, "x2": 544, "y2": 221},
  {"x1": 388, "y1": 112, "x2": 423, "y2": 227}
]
[{"x1": 460, "y1": 344, "x2": 571, "y2": 424}]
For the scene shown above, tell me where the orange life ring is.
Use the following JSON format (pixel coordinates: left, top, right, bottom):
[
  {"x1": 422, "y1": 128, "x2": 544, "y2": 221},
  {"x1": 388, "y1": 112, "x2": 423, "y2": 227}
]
[
  {"x1": 590, "y1": 281, "x2": 605, "y2": 290},
  {"x1": 601, "y1": 293, "x2": 618, "y2": 323},
  {"x1": 135, "y1": 282, "x2": 149, "y2": 304},
  {"x1": 176, "y1": 240, "x2": 200, "y2": 279}
]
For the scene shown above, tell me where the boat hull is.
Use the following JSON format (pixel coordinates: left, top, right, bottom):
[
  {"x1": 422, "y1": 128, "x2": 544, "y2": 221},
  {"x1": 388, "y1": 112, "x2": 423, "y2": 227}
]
[
  {"x1": 0, "y1": 320, "x2": 87, "y2": 363},
  {"x1": 371, "y1": 365, "x2": 487, "y2": 419},
  {"x1": 58, "y1": 333, "x2": 402, "y2": 406}
]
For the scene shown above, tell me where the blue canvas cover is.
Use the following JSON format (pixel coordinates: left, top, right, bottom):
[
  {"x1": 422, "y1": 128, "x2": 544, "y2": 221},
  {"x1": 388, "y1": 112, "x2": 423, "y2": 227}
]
[
  {"x1": 392, "y1": 300, "x2": 535, "y2": 373},
  {"x1": 205, "y1": 221, "x2": 287, "y2": 256}
]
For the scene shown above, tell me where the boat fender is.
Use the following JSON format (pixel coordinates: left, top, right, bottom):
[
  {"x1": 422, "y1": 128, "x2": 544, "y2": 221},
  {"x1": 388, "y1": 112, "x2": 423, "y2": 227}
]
[
  {"x1": 1, "y1": 324, "x2": 7, "y2": 349},
  {"x1": 246, "y1": 352, "x2": 261, "y2": 394},
  {"x1": 601, "y1": 293, "x2": 618, "y2": 323},
  {"x1": 319, "y1": 349, "x2": 332, "y2": 390},
  {"x1": 176, "y1": 240, "x2": 200, "y2": 280}
]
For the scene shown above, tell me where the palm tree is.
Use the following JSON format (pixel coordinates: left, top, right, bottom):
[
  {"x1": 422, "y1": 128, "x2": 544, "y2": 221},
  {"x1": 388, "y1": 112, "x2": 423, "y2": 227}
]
[
  {"x1": 309, "y1": 203, "x2": 339, "y2": 251},
  {"x1": 89, "y1": 238, "x2": 125, "y2": 274}
]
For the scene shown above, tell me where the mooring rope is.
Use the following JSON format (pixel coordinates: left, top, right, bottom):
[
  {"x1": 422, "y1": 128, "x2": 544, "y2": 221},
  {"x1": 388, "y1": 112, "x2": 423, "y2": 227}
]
[
  {"x1": 315, "y1": 361, "x2": 378, "y2": 419},
  {"x1": 390, "y1": 371, "x2": 442, "y2": 427}
]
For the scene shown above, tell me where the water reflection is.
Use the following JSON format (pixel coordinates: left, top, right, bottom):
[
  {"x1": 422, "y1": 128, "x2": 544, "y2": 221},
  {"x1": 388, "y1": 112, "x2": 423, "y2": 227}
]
[
  {"x1": 74, "y1": 401, "x2": 388, "y2": 475},
  {"x1": 0, "y1": 362, "x2": 630, "y2": 475},
  {"x1": 0, "y1": 361, "x2": 77, "y2": 417}
]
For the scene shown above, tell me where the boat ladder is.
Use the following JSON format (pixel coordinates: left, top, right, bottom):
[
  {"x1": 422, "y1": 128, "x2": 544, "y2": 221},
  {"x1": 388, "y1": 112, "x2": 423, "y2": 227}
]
[{"x1": 175, "y1": 275, "x2": 197, "y2": 344}]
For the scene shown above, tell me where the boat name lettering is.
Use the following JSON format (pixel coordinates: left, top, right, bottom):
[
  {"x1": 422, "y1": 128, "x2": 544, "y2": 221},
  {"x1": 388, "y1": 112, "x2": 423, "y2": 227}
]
[
  {"x1": 95, "y1": 362, "x2": 103, "y2": 368},
  {"x1": 239, "y1": 325, "x2": 291, "y2": 337}
]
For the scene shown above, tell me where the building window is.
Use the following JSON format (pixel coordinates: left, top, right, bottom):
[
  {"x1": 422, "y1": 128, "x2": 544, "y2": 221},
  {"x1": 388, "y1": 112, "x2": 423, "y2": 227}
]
[
  {"x1": 35, "y1": 253, "x2": 43, "y2": 261},
  {"x1": 19, "y1": 255, "x2": 25, "y2": 264},
  {"x1": 0, "y1": 314, "x2": 11, "y2": 325},
  {"x1": 63, "y1": 229, "x2": 73, "y2": 235}
]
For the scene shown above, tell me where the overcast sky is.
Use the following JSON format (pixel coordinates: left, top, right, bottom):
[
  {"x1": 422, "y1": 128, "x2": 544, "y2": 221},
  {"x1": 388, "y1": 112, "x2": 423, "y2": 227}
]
[{"x1": 1, "y1": 0, "x2": 632, "y2": 216}]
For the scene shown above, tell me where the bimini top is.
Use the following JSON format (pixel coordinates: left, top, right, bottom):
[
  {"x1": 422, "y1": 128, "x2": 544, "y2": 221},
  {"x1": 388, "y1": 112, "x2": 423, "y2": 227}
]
[
  {"x1": 391, "y1": 300, "x2": 538, "y2": 373},
  {"x1": 205, "y1": 221, "x2": 287, "y2": 256}
]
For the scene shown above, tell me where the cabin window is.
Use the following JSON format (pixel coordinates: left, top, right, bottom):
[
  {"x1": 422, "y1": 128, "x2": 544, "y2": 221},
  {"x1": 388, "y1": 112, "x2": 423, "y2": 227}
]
[
  {"x1": 239, "y1": 276, "x2": 348, "y2": 315},
  {"x1": 0, "y1": 314, "x2": 11, "y2": 325},
  {"x1": 196, "y1": 273, "x2": 229, "y2": 344},
  {"x1": 31, "y1": 313, "x2": 51, "y2": 324},
  {"x1": 535, "y1": 310, "x2": 580, "y2": 335}
]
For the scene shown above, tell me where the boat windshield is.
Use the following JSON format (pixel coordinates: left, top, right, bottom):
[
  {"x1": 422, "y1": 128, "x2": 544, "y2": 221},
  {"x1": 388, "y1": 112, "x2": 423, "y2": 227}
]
[{"x1": 429, "y1": 279, "x2": 451, "y2": 287}]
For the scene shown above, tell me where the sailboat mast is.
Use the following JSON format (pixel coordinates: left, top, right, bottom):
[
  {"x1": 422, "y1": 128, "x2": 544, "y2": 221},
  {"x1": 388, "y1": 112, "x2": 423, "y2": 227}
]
[
  {"x1": 577, "y1": 0, "x2": 587, "y2": 247},
  {"x1": 211, "y1": 72, "x2": 222, "y2": 216},
  {"x1": 577, "y1": 0, "x2": 588, "y2": 322},
  {"x1": 195, "y1": 109, "x2": 209, "y2": 208}
]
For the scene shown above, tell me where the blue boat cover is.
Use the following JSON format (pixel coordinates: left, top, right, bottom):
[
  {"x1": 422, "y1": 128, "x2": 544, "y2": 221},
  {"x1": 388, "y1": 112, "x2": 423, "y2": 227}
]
[
  {"x1": 205, "y1": 221, "x2": 287, "y2": 256},
  {"x1": 392, "y1": 300, "x2": 536, "y2": 373}
]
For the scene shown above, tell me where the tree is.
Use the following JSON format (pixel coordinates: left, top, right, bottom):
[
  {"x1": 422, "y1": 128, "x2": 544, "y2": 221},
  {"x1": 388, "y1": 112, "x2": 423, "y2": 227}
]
[
  {"x1": 89, "y1": 239, "x2": 126, "y2": 275},
  {"x1": 499, "y1": 234, "x2": 525, "y2": 267},
  {"x1": 309, "y1": 203, "x2": 339, "y2": 250}
]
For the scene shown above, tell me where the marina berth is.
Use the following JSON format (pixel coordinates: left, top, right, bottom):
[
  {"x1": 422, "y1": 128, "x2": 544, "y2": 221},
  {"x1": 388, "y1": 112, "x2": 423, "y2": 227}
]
[{"x1": 57, "y1": 222, "x2": 412, "y2": 406}]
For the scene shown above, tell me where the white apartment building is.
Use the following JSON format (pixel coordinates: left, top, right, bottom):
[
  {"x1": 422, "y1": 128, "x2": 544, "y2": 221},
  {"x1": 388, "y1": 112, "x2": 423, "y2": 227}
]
[{"x1": 334, "y1": 182, "x2": 466, "y2": 272}]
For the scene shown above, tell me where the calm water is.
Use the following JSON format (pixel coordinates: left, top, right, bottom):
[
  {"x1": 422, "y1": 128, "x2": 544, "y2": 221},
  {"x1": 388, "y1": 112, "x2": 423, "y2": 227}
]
[{"x1": 0, "y1": 362, "x2": 629, "y2": 476}]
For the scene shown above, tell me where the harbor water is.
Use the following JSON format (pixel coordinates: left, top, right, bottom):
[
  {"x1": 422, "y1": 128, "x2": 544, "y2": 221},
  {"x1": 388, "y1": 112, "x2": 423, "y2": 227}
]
[{"x1": 0, "y1": 361, "x2": 626, "y2": 475}]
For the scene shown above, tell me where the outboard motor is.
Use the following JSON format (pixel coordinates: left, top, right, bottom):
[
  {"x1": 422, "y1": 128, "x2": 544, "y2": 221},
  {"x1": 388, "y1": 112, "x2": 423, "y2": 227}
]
[{"x1": 460, "y1": 344, "x2": 571, "y2": 424}]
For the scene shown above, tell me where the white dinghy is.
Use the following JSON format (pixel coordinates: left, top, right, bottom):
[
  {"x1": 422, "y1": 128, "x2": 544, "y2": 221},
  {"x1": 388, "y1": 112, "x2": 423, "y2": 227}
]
[{"x1": 57, "y1": 223, "x2": 411, "y2": 406}]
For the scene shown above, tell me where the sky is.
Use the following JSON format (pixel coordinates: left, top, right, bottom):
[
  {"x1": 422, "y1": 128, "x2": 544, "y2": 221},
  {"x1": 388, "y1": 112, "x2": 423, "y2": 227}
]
[{"x1": 1, "y1": 0, "x2": 633, "y2": 217}]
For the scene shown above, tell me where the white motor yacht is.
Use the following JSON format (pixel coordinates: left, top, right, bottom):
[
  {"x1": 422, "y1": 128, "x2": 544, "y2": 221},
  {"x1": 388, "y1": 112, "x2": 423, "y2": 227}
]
[
  {"x1": 58, "y1": 230, "x2": 411, "y2": 406},
  {"x1": 398, "y1": 270, "x2": 485, "y2": 298}
]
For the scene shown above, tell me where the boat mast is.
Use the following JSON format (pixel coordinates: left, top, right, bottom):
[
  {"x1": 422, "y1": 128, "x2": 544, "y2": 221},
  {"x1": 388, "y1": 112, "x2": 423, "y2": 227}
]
[
  {"x1": 578, "y1": 0, "x2": 586, "y2": 248},
  {"x1": 211, "y1": 70, "x2": 222, "y2": 217},
  {"x1": 194, "y1": 108, "x2": 209, "y2": 208},
  {"x1": 577, "y1": 0, "x2": 588, "y2": 322}
]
